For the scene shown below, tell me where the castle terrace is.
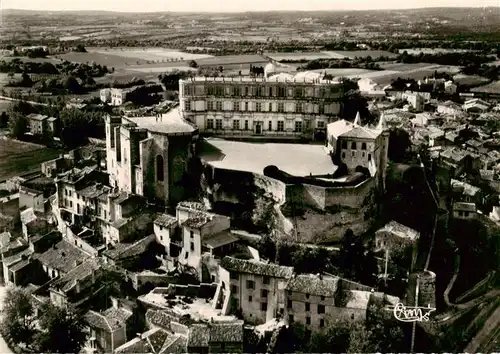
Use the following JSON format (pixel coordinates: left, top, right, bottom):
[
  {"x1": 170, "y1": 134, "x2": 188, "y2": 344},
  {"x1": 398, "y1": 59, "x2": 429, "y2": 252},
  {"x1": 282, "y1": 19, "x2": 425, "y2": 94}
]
[{"x1": 199, "y1": 138, "x2": 338, "y2": 177}]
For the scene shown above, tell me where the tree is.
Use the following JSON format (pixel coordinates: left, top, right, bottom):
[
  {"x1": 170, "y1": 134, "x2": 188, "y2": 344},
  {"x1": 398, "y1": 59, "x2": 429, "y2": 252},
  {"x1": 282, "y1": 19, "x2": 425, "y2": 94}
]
[
  {"x1": 62, "y1": 75, "x2": 81, "y2": 94},
  {"x1": 8, "y1": 111, "x2": 28, "y2": 139},
  {"x1": 188, "y1": 60, "x2": 198, "y2": 68},
  {"x1": 388, "y1": 128, "x2": 412, "y2": 163},
  {"x1": 34, "y1": 303, "x2": 87, "y2": 353},
  {"x1": 0, "y1": 286, "x2": 36, "y2": 347}
]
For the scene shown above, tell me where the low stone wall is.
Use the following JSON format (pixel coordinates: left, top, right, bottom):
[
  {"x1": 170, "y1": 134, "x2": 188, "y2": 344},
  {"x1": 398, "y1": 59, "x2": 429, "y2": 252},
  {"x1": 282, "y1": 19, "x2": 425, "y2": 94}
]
[{"x1": 150, "y1": 283, "x2": 217, "y2": 299}]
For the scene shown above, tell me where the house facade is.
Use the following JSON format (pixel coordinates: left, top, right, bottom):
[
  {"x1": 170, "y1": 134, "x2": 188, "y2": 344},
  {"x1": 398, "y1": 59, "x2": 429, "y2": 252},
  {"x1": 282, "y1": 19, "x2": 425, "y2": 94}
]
[
  {"x1": 215, "y1": 256, "x2": 294, "y2": 325},
  {"x1": 179, "y1": 73, "x2": 344, "y2": 141}
]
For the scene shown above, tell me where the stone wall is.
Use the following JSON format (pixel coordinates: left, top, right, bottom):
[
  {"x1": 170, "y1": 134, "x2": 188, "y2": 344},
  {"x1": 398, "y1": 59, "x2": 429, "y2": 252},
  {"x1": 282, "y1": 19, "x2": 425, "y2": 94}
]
[{"x1": 201, "y1": 163, "x2": 378, "y2": 244}]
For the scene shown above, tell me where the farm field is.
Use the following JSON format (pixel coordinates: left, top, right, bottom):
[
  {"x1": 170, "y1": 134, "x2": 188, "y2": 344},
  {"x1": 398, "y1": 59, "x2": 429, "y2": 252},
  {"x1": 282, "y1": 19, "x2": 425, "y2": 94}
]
[
  {"x1": 87, "y1": 47, "x2": 213, "y2": 61},
  {"x1": 265, "y1": 52, "x2": 333, "y2": 61},
  {"x1": 0, "y1": 138, "x2": 61, "y2": 181},
  {"x1": 312, "y1": 68, "x2": 377, "y2": 77},
  {"x1": 323, "y1": 50, "x2": 398, "y2": 59},
  {"x1": 398, "y1": 48, "x2": 480, "y2": 55},
  {"x1": 56, "y1": 51, "x2": 148, "y2": 68},
  {"x1": 379, "y1": 62, "x2": 440, "y2": 71}
]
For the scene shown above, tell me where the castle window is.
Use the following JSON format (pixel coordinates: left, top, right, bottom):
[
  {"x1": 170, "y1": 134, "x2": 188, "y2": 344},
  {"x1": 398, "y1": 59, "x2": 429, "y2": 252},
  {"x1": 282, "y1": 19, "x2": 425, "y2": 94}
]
[
  {"x1": 296, "y1": 103, "x2": 303, "y2": 114},
  {"x1": 268, "y1": 121, "x2": 272, "y2": 131},
  {"x1": 317, "y1": 121, "x2": 325, "y2": 129},
  {"x1": 185, "y1": 101, "x2": 191, "y2": 111},
  {"x1": 352, "y1": 151, "x2": 356, "y2": 157},
  {"x1": 351, "y1": 142, "x2": 357, "y2": 149},
  {"x1": 269, "y1": 102, "x2": 273, "y2": 111},
  {"x1": 244, "y1": 120, "x2": 249, "y2": 130},
  {"x1": 278, "y1": 103, "x2": 285, "y2": 113},
  {"x1": 156, "y1": 155, "x2": 164, "y2": 182},
  {"x1": 207, "y1": 119, "x2": 214, "y2": 129},
  {"x1": 362, "y1": 142, "x2": 367, "y2": 150},
  {"x1": 269, "y1": 87, "x2": 273, "y2": 96},
  {"x1": 245, "y1": 102, "x2": 249, "y2": 111},
  {"x1": 295, "y1": 121, "x2": 303, "y2": 132},
  {"x1": 216, "y1": 101, "x2": 222, "y2": 111},
  {"x1": 341, "y1": 141, "x2": 347, "y2": 149},
  {"x1": 244, "y1": 87, "x2": 249, "y2": 96},
  {"x1": 256, "y1": 102, "x2": 262, "y2": 112},
  {"x1": 368, "y1": 154, "x2": 372, "y2": 161},
  {"x1": 277, "y1": 121, "x2": 284, "y2": 132},
  {"x1": 207, "y1": 101, "x2": 214, "y2": 110},
  {"x1": 295, "y1": 87, "x2": 303, "y2": 97},
  {"x1": 233, "y1": 86, "x2": 240, "y2": 96},
  {"x1": 234, "y1": 102, "x2": 240, "y2": 111},
  {"x1": 233, "y1": 120, "x2": 240, "y2": 130},
  {"x1": 215, "y1": 119, "x2": 223, "y2": 130}
]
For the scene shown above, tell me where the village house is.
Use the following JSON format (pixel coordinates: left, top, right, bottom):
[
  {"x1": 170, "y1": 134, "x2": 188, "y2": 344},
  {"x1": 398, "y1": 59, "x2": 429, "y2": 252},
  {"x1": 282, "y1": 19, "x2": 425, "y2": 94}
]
[
  {"x1": 452, "y1": 202, "x2": 477, "y2": 220},
  {"x1": 463, "y1": 98, "x2": 491, "y2": 115},
  {"x1": 0, "y1": 192, "x2": 20, "y2": 228},
  {"x1": 85, "y1": 297, "x2": 134, "y2": 353},
  {"x1": 283, "y1": 273, "x2": 375, "y2": 331},
  {"x1": 26, "y1": 113, "x2": 59, "y2": 138},
  {"x1": 450, "y1": 179, "x2": 482, "y2": 206},
  {"x1": 35, "y1": 239, "x2": 91, "y2": 279},
  {"x1": 437, "y1": 101, "x2": 463, "y2": 117},
  {"x1": 126, "y1": 308, "x2": 245, "y2": 354},
  {"x1": 444, "y1": 80, "x2": 458, "y2": 95},
  {"x1": 215, "y1": 256, "x2": 294, "y2": 325},
  {"x1": 20, "y1": 208, "x2": 52, "y2": 239},
  {"x1": 31, "y1": 257, "x2": 109, "y2": 311},
  {"x1": 102, "y1": 234, "x2": 160, "y2": 269}
]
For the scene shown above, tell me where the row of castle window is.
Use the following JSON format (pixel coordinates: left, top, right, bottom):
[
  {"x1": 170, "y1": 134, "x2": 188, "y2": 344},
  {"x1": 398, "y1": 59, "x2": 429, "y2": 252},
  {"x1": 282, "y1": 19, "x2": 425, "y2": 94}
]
[
  {"x1": 185, "y1": 101, "x2": 325, "y2": 114},
  {"x1": 184, "y1": 85, "x2": 339, "y2": 98},
  {"x1": 205, "y1": 119, "x2": 325, "y2": 132},
  {"x1": 342, "y1": 141, "x2": 368, "y2": 150}
]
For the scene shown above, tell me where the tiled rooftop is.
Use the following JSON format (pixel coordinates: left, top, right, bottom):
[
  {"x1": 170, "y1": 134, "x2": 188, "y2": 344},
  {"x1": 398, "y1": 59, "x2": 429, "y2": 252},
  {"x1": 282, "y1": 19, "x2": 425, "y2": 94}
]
[
  {"x1": 220, "y1": 256, "x2": 294, "y2": 279},
  {"x1": 181, "y1": 214, "x2": 211, "y2": 229},
  {"x1": 376, "y1": 220, "x2": 420, "y2": 241},
  {"x1": 285, "y1": 274, "x2": 339, "y2": 297},
  {"x1": 51, "y1": 257, "x2": 103, "y2": 293},
  {"x1": 36, "y1": 239, "x2": 90, "y2": 274},
  {"x1": 103, "y1": 234, "x2": 156, "y2": 260},
  {"x1": 154, "y1": 213, "x2": 177, "y2": 228},
  {"x1": 187, "y1": 324, "x2": 210, "y2": 347},
  {"x1": 177, "y1": 201, "x2": 207, "y2": 212}
]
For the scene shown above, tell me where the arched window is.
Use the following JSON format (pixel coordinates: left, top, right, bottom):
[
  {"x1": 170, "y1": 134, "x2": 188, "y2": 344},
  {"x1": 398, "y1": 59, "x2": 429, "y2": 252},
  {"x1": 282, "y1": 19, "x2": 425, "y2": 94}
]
[{"x1": 156, "y1": 155, "x2": 164, "y2": 182}]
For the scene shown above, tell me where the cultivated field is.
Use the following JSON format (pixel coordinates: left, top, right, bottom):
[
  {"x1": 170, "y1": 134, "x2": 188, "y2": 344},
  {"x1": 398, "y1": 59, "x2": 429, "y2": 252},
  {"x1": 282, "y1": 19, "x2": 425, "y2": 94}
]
[
  {"x1": 399, "y1": 48, "x2": 481, "y2": 55},
  {"x1": 323, "y1": 50, "x2": 398, "y2": 59},
  {"x1": 0, "y1": 138, "x2": 60, "y2": 181},
  {"x1": 88, "y1": 47, "x2": 212, "y2": 61},
  {"x1": 265, "y1": 52, "x2": 334, "y2": 61}
]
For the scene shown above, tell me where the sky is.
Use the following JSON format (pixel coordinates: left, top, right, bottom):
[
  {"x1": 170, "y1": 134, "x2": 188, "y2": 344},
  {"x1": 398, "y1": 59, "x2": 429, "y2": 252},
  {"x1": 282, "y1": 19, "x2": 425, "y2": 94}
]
[{"x1": 3, "y1": 0, "x2": 499, "y2": 12}]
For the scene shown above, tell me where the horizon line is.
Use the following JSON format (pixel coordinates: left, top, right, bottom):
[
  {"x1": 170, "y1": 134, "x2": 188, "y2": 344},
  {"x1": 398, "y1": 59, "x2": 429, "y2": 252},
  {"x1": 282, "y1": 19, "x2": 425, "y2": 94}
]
[{"x1": 3, "y1": 5, "x2": 500, "y2": 14}]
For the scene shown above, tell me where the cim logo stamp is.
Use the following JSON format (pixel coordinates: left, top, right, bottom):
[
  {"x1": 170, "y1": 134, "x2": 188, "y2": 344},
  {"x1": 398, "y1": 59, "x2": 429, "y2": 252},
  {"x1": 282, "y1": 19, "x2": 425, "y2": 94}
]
[{"x1": 393, "y1": 303, "x2": 436, "y2": 322}]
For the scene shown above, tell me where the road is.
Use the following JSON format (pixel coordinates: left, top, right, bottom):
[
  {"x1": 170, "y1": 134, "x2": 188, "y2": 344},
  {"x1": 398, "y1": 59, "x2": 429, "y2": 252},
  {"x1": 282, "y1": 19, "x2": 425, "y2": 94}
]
[{"x1": 0, "y1": 286, "x2": 14, "y2": 354}]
